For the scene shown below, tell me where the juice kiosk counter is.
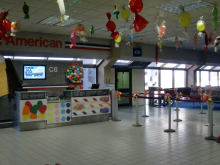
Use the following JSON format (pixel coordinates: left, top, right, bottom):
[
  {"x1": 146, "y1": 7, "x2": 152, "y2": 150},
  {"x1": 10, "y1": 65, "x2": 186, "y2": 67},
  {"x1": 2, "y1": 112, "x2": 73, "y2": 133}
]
[{"x1": 13, "y1": 89, "x2": 111, "y2": 131}]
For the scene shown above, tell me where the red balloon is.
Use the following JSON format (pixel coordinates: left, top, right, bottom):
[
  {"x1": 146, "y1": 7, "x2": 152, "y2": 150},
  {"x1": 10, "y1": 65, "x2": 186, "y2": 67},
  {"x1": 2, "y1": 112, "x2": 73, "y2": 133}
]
[
  {"x1": 110, "y1": 32, "x2": 119, "y2": 40},
  {"x1": 160, "y1": 31, "x2": 165, "y2": 36},
  {"x1": 128, "y1": 0, "x2": 143, "y2": 13},
  {"x1": 133, "y1": 14, "x2": 149, "y2": 32},
  {"x1": 2, "y1": 19, "x2": 11, "y2": 33},
  {"x1": 106, "y1": 21, "x2": 116, "y2": 32}
]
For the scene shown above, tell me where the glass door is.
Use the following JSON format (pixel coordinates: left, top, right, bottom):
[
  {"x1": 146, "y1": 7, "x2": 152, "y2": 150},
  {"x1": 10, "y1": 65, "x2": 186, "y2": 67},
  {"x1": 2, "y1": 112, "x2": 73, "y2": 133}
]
[{"x1": 115, "y1": 69, "x2": 132, "y2": 106}]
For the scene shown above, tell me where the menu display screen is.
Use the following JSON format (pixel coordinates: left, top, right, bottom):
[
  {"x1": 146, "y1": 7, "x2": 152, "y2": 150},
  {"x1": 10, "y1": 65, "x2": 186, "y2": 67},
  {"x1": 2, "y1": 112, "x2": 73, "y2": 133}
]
[{"x1": 23, "y1": 65, "x2": 46, "y2": 80}]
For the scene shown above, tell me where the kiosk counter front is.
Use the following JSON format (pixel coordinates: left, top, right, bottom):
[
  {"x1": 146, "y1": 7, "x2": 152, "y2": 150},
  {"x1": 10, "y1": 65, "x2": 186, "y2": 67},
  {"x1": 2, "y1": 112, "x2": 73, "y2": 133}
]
[{"x1": 13, "y1": 89, "x2": 111, "y2": 131}]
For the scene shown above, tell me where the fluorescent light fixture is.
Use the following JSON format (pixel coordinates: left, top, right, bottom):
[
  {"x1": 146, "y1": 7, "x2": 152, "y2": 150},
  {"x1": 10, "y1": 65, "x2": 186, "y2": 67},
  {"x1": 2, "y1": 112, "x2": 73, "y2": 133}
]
[
  {"x1": 154, "y1": 0, "x2": 213, "y2": 14},
  {"x1": 116, "y1": 60, "x2": 131, "y2": 63},
  {"x1": 178, "y1": 64, "x2": 186, "y2": 68},
  {"x1": 204, "y1": 66, "x2": 213, "y2": 70},
  {"x1": 164, "y1": 63, "x2": 178, "y2": 68},
  {"x1": 14, "y1": 56, "x2": 47, "y2": 60},
  {"x1": 3, "y1": 56, "x2": 13, "y2": 59},
  {"x1": 39, "y1": 16, "x2": 83, "y2": 27},
  {"x1": 48, "y1": 57, "x2": 74, "y2": 61}
]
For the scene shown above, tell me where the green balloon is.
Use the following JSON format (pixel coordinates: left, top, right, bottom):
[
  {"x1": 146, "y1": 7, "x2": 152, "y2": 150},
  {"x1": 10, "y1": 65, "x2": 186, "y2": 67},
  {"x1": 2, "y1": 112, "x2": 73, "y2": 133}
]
[
  {"x1": 212, "y1": 16, "x2": 218, "y2": 22},
  {"x1": 212, "y1": 22, "x2": 218, "y2": 29},
  {"x1": 212, "y1": 8, "x2": 218, "y2": 16}
]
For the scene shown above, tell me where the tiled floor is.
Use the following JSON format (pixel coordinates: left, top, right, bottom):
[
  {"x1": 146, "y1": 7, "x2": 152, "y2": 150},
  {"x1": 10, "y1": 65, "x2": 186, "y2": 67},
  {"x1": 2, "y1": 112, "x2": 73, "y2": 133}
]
[{"x1": 0, "y1": 105, "x2": 220, "y2": 165}]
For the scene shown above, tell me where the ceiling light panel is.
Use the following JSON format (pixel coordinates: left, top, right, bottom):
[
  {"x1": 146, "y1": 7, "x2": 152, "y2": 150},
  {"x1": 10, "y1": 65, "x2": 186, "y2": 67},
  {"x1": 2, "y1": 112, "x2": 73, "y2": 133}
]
[
  {"x1": 154, "y1": 0, "x2": 213, "y2": 14},
  {"x1": 48, "y1": 57, "x2": 75, "y2": 61}
]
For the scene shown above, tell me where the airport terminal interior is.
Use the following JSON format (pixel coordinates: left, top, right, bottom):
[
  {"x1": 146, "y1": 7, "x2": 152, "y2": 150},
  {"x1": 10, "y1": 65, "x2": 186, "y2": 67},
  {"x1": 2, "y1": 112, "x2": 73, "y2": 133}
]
[{"x1": 0, "y1": 0, "x2": 220, "y2": 165}]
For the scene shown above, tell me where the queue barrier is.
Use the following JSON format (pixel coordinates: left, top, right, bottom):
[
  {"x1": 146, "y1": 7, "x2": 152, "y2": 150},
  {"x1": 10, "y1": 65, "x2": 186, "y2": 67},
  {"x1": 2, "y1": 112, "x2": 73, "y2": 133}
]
[{"x1": 117, "y1": 93, "x2": 217, "y2": 140}]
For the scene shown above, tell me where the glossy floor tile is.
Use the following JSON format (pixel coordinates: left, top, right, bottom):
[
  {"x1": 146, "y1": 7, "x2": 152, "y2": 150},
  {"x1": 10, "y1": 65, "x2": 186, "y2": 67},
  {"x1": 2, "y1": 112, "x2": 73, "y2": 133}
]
[{"x1": 0, "y1": 105, "x2": 220, "y2": 165}]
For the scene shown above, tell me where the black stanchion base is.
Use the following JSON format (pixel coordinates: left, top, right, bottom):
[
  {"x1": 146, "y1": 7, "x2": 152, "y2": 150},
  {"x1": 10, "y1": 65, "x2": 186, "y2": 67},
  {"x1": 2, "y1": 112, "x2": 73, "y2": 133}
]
[
  {"x1": 216, "y1": 139, "x2": 220, "y2": 143},
  {"x1": 199, "y1": 112, "x2": 206, "y2": 114},
  {"x1": 205, "y1": 136, "x2": 218, "y2": 140},
  {"x1": 132, "y1": 124, "x2": 143, "y2": 127},
  {"x1": 164, "y1": 129, "x2": 175, "y2": 132},
  {"x1": 173, "y1": 119, "x2": 182, "y2": 122},
  {"x1": 142, "y1": 115, "x2": 149, "y2": 117}
]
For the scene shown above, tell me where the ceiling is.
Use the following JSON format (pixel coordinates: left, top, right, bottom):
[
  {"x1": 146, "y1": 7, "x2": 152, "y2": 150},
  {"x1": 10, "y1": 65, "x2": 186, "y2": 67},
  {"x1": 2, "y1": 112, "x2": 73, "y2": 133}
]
[{"x1": 1, "y1": 0, "x2": 220, "y2": 52}]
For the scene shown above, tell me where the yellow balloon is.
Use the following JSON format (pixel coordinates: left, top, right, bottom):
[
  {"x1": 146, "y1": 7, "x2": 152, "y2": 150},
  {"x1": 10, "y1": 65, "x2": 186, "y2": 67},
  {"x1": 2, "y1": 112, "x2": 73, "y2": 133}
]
[
  {"x1": 115, "y1": 36, "x2": 121, "y2": 43},
  {"x1": 178, "y1": 12, "x2": 191, "y2": 28},
  {"x1": 121, "y1": 9, "x2": 130, "y2": 20},
  {"x1": 197, "y1": 21, "x2": 205, "y2": 31}
]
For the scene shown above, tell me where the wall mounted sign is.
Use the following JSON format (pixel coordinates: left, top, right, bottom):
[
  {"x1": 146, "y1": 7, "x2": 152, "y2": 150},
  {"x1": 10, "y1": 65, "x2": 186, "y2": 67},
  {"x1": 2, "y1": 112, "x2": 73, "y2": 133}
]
[{"x1": 133, "y1": 48, "x2": 142, "y2": 57}]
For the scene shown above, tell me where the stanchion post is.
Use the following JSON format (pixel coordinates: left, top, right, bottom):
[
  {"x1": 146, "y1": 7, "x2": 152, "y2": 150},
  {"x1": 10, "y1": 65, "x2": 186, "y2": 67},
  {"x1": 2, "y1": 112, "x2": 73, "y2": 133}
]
[
  {"x1": 173, "y1": 92, "x2": 182, "y2": 122},
  {"x1": 164, "y1": 103, "x2": 175, "y2": 132},
  {"x1": 199, "y1": 94, "x2": 206, "y2": 114},
  {"x1": 132, "y1": 95, "x2": 142, "y2": 127},
  {"x1": 205, "y1": 103, "x2": 217, "y2": 140},
  {"x1": 142, "y1": 95, "x2": 149, "y2": 117},
  {"x1": 112, "y1": 90, "x2": 121, "y2": 121}
]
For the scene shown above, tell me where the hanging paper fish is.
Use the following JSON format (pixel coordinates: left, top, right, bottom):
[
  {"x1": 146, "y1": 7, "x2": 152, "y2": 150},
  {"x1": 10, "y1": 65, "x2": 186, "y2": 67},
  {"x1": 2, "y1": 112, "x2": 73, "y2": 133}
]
[
  {"x1": 204, "y1": 33, "x2": 208, "y2": 52},
  {"x1": 155, "y1": 44, "x2": 159, "y2": 64},
  {"x1": 193, "y1": 34, "x2": 197, "y2": 49},
  {"x1": 113, "y1": 4, "x2": 120, "y2": 19},
  {"x1": 208, "y1": 33, "x2": 212, "y2": 44},
  {"x1": 179, "y1": 41, "x2": 183, "y2": 49},
  {"x1": 175, "y1": 35, "x2": 179, "y2": 50},
  {"x1": 23, "y1": 2, "x2": 29, "y2": 19},
  {"x1": 214, "y1": 36, "x2": 220, "y2": 52},
  {"x1": 90, "y1": 25, "x2": 94, "y2": 35}
]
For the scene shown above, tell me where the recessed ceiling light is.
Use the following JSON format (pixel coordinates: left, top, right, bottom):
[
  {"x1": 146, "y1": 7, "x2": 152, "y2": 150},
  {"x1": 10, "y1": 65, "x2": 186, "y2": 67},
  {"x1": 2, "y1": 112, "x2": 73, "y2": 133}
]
[
  {"x1": 14, "y1": 56, "x2": 47, "y2": 60},
  {"x1": 48, "y1": 57, "x2": 75, "y2": 61},
  {"x1": 154, "y1": 0, "x2": 213, "y2": 14},
  {"x1": 38, "y1": 16, "x2": 83, "y2": 27}
]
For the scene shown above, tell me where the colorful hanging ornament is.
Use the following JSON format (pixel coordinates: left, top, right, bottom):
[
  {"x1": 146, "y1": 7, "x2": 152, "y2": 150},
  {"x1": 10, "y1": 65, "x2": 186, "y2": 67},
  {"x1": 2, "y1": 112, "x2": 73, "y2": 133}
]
[
  {"x1": 214, "y1": 36, "x2": 220, "y2": 52},
  {"x1": 175, "y1": 35, "x2": 179, "y2": 50},
  {"x1": 128, "y1": 0, "x2": 148, "y2": 32},
  {"x1": 178, "y1": 5, "x2": 191, "y2": 38},
  {"x1": 121, "y1": 5, "x2": 130, "y2": 22},
  {"x1": 197, "y1": 16, "x2": 205, "y2": 32},
  {"x1": 155, "y1": 43, "x2": 159, "y2": 64},
  {"x1": 113, "y1": 4, "x2": 120, "y2": 20},
  {"x1": 58, "y1": 0, "x2": 67, "y2": 22},
  {"x1": 193, "y1": 34, "x2": 197, "y2": 49},
  {"x1": 208, "y1": 33, "x2": 212, "y2": 44},
  {"x1": 0, "y1": 11, "x2": 11, "y2": 41},
  {"x1": 126, "y1": 27, "x2": 134, "y2": 45},
  {"x1": 75, "y1": 23, "x2": 87, "y2": 42},
  {"x1": 158, "y1": 40, "x2": 162, "y2": 52},
  {"x1": 212, "y1": 5, "x2": 218, "y2": 33},
  {"x1": 10, "y1": 21, "x2": 21, "y2": 36},
  {"x1": 70, "y1": 29, "x2": 78, "y2": 48},
  {"x1": 90, "y1": 25, "x2": 94, "y2": 35},
  {"x1": 160, "y1": 20, "x2": 166, "y2": 37},
  {"x1": 23, "y1": 2, "x2": 29, "y2": 19}
]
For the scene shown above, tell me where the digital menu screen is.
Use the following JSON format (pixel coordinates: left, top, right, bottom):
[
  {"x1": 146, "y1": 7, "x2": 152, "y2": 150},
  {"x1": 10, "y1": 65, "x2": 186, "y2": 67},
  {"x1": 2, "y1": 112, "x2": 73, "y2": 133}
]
[{"x1": 23, "y1": 65, "x2": 46, "y2": 80}]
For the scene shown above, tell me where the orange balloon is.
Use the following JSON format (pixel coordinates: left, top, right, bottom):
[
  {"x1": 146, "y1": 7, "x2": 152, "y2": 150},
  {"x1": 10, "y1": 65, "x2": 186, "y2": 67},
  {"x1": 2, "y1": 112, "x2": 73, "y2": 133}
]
[
  {"x1": 160, "y1": 25, "x2": 166, "y2": 31},
  {"x1": 160, "y1": 31, "x2": 165, "y2": 36}
]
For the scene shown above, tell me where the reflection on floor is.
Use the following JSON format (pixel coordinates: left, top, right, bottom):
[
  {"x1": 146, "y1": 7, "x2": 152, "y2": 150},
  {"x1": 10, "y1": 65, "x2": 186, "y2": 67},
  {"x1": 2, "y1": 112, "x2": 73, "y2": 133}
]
[{"x1": 0, "y1": 105, "x2": 220, "y2": 165}]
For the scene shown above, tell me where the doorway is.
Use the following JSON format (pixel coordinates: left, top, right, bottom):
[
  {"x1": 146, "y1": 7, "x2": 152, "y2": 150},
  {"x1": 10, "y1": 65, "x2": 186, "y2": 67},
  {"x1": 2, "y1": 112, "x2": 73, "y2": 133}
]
[{"x1": 115, "y1": 69, "x2": 132, "y2": 106}]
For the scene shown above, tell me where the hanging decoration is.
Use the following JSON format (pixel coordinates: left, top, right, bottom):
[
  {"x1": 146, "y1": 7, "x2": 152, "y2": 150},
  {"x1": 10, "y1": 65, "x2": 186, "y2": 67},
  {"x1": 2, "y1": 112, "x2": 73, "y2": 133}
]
[
  {"x1": 203, "y1": 93, "x2": 214, "y2": 107},
  {"x1": 179, "y1": 40, "x2": 183, "y2": 49},
  {"x1": 90, "y1": 25, "x2": 94, "y2": 35},
  {"x1": 70, "y1": 29, "x2": 78, "y2": 48},
  {"x1": 126, "y1": 27, "x2": 134, "y2": 45},
  {"x1": 153, "y1": 10, "x2": 165, "y2": 24},
  {"x1": 143, "y1": 90, "x2": 148, "y2": 96},
  {"x1": 212, "y1": 4, "x2": 218, "y2": 33},
  {"x1": 121, "y1": 5, "x2": 130, "y2": 22},
  {"x1": 106, "y1": 12, "x2": 121, "y2": 47},
  {"x1": 75, "y1": 23, "x2": 87, "y2": 42},
  {"x1": 128, "y1": 0, "x2": 149, "y2": 32},
  {"x1": 208, "y1": 33, "x2": 212, "y2": 44},
  {"x1": 158, "y1": 40, "x2": 162, "y2": 52},
  {"x1": 70, "y1": 0, "x2": 82, "y2": 5},
  {"x1": 214, "y1": 36, "x2": 220, "y2": 52},
  {"x1": 115, "y1": 91, "x2": 122, "y2": 101},
  {"x1": 11, "y1": 21, "x2": 21, "y2": 36},
  {"x1": 113, "y1": 4, "x2": 120, "y2": 20},
  {"x1": 198, "y1": 88, "x2": 203, "y2": 95},
  {"x1": 132, "y1": 92, "x2": 139, "y2": 103},
  {"x1": 0, "y1": 11, "x2": 11, "y2": 41},
  {"x1": 175, "y1": 35, "x2": 179, "y2": 50},
  {"x1": 155, "y1": 43, "x2": 158, "y2": 64},
  {"x1": 197, "y1": 16, "x2": 206, "y2": 38},
  {"x1": 193, "y1": 34, "x2": 197, "y2": 49},
  {"x1": 58, "y1": 0, "x2": 69, "y2": 22},
  {"x1": 178, "y1": 5, "x2": 191, "y2": 38},
  {"x1": 23, "y1": 2, "x2": 30, "y2": 19}
]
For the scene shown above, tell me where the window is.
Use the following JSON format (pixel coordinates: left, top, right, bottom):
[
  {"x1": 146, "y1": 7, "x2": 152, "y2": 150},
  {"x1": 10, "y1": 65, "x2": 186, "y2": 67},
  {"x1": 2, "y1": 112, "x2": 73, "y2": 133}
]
[
  {"x1": 196, "y1": 71, "x2": 200, "y2": 86},
  {"x1": 83, "y1": 68, "x2": 96, "y2": 89},
  {"x1": 174, "y1": 70, "x2": 185, "y2": 87},
  {"x1": 161, "y1": 70, "x2": 173, "y2": 88},
  {"x1": 210, "y1": 72, "x2": 218, "y2": 86},
  {"x1": 145, "y1": 69, "x2": 158, "y2": 89},
  {"x1": 201, "y1": 71, "x2": 209, "y2": 87}
]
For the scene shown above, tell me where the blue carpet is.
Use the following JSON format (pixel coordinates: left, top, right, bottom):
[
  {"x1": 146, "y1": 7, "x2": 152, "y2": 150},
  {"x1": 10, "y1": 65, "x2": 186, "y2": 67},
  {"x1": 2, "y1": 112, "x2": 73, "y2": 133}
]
[{"x1": 171, "y1": 101, "x2": 220, "y2": 111}]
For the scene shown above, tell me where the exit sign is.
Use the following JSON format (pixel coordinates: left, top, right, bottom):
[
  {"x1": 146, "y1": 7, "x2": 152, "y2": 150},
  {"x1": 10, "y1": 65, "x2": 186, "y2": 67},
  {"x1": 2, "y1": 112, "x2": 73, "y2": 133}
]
[{"x1": 133, "y1": 48, "x2": 142, "y2": 57}]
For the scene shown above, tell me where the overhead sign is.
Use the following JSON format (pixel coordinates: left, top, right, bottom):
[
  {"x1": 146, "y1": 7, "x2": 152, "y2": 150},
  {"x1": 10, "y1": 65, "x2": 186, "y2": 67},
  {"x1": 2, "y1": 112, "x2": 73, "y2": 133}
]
[{"x1": 133, "y1": 48, "x2": 142, "y2": 57}]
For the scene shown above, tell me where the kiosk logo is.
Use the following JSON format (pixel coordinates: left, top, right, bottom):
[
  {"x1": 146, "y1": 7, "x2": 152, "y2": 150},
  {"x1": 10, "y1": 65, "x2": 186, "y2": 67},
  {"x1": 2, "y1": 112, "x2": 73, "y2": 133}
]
[{"x1": 5, "y1": 37, "x2": 62, "y2": 48}]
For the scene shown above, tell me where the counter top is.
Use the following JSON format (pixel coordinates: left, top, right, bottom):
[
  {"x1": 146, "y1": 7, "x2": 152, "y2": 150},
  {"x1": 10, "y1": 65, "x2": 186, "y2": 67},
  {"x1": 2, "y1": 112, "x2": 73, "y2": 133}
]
[{"x1": 15, "y1": 91, "x2": 47, "y2": 94}]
